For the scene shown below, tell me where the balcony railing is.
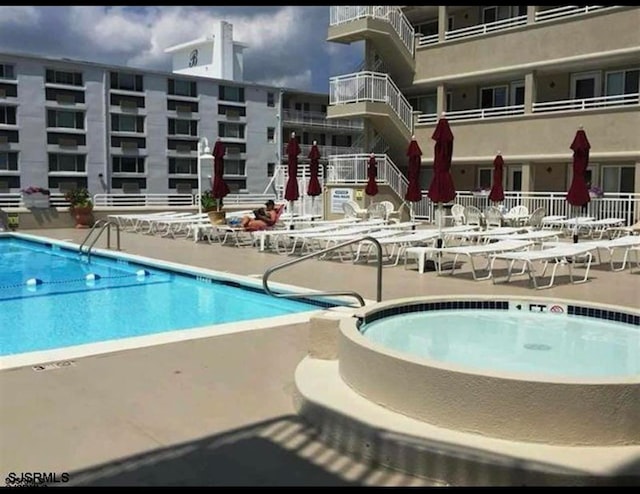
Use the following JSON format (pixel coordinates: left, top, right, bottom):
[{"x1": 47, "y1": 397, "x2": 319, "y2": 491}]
[
  {"x1": 282, "y1": 109, "x2": 364, "y2": 130},
  {"x1": 444, "y1": 15, "x2": 527, "y2": 41},
  {"x1": 416, "y1": 6, "x2": 622, "y2": 48},
  {"x1": 532, "y1": 93, "x2": 640, "y2": 113},
  {"x1": 330, "y1": 71, "x2": 414, "y2": 134},
  {"x1": 534, "y1": 5, "x2": 617, "y2": 22},
  {"x1": 282, "y1": 143, "x2": 364, "y2": 158},
  {"x1": 417, "y1": 33, "x2": 439, "y2": 48},
  {"x1": 416, "y1": 105, "x2": 525, "y2": 125},
  {"x1": 329, "y1": 6, "x2": 415, "y2": 55}
]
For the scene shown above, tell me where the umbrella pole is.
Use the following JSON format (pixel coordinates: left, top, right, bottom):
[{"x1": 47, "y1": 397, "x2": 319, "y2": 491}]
[
  {"x1": 573, "y1": 206, "x2": 579, "y2": 243},
  {"x1": 437, "y1": 203, "x2": 444, "y2": 249}
]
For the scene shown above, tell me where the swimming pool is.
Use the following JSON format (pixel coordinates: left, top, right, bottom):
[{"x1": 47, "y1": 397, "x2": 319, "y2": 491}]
[{"x1": 0, "y1": 234, "x2": 338, "y2": 367}]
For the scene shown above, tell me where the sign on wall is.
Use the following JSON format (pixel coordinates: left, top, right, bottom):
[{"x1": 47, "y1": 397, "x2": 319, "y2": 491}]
[{"x1": 330, "y1": 188, "x2": 354, "y2": 214}]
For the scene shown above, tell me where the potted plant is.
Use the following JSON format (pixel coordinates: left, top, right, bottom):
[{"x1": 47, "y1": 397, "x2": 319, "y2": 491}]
[
  {"x1": 64, "y1": 187, "x2": 94, "y2": 229},
  {"x1": 21, "y1": 186, "x2": 51, "y2": 208},
  {"x1": 202, "y1": 190, "x2": 226, "y2": 224}
]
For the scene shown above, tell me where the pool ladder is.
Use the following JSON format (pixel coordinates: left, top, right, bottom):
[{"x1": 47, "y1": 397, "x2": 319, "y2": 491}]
[
  {"x1": 79, "y1": 219, "x2": 121, "y2": 261},
  {"x1": 262, "y1": 236, "x2": 383, "y2": 308}
]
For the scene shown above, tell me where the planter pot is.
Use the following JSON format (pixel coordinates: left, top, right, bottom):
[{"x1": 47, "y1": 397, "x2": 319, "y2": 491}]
[
  {"x1": 71, "y1": 205, "x2": 94, "y2": 229},
  {"x1": 207, "y1": 210, "x2": 226, "y2": 225},
  {"x1": 23, "y1": 193, "x2": 50, "y2": 209}
]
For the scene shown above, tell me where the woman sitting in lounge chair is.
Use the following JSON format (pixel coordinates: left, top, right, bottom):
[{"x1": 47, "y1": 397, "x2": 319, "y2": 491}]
[{"x1": 240, "y1": 200, "x2": 284, "y2": 231}]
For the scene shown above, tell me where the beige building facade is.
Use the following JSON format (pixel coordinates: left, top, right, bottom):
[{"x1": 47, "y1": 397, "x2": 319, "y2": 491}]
[{"x1": 327, "y1": 6, "x2": 640, "y2": 195}]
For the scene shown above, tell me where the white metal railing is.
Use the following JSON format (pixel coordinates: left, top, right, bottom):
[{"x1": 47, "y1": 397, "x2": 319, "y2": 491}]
[
  {"x1": 449, "y1": 191, "x2": 639, "y2": 227},
  {"x1": 416, "y1": 105, "x2": 525, "y2": 125},
  {"x1": 535, "y1": 5, "x2": 617, "y2": 22},
  {"x1": 417, "y1": 33, "x2": 439, "y2": 48},
  {"x1": 93, "y1": 193, "x2": 195, "y2": 207},
  {"x1": 324, "y1": 155, "x2": 639, "y2": 225},
  {"x1": 329, "y1": 6, "x2": 415, "y2": 55},
  {"x1": 282, "y1": 143, "x2": 364, "y2": 158},
  {"x1": 532, "y1": 93, "x2": 639, "y2": 113},
  {"x1": 445, "y1": 15, "x2": 527, "y2": 41},
  {"x1": 281, "y1": 109, "x2": 364, "y2": 130},
  {"x1": 329, "y1": 71, "x2": 414, "y2": 134},
  {"x1": 0, "y1": 192, "x2": 69, "y2": 209}
]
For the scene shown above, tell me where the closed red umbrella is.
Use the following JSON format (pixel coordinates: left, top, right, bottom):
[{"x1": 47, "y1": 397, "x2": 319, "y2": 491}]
[
  {"x1": 284, "y1": 132, "x2": 300, "y2": 211},
  {"x1": 488, "y1": 153, "x2": 505, "y2": 204},
  {"x1": 212, "y1": 138, "x2": 229, "y2": 211},
  {"x1": 365, "y1": 153, "x2": 379, "y2": 197},
  {"x1": 404, "y1": 138, "x2": 422, "y2": 204},
  {"x1": 427, "y1": 115, "x2": 456, "y2": 247},
  {"x1": 307, "y1": 141, "x2": 322, "y2": 216},
  {"x1": 566, "y1": 126, "x2": 591, "y2": 243}
]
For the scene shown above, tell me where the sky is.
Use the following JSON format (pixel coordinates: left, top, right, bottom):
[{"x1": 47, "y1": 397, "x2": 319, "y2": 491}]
[{"x1": 0, "y1": 6, "x2": 363, "y2": 93}]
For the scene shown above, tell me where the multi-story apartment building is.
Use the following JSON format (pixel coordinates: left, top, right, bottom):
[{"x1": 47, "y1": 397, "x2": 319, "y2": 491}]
[
  {"x1": 327, "y1": 5, "x2": 640, "y2": 197},
  {"x1": 0, "y1": 22, "x2": 363, "y2": 201}
]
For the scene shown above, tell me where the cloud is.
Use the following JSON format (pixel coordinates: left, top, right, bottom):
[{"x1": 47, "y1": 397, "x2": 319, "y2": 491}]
[
  {"x1": 0, "y1": 6, "x2": 40, "y2": 26},
  {"x1": 0, "y1": 6, "x2": 360, "y2": 93}
]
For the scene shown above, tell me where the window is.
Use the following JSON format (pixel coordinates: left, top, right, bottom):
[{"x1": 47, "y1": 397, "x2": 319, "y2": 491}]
[
  {"x1": 478, "y1": 168, "x2": 493, "y2": 189},
  {"x1": 480, "y1": 85, "x2": 508, "y2": 108},
  {"x1": 168, "y1": 157, "x2": 198, "y2": 175},
  {"x1": 168, "y1": 100, "x2": 198, "y2": 112},
  {"x1": 0, "y1": 151, "x2": 18, "y2": 171},
  {"x1": 48, "y1": 153, "x2": 86, "y2": 173},
  {"x1": 218, "y1": 122, "x2": 245, "y2": 139},
  {"x1": 0, "y1": 64, "x2": 14, "y2": 79},
  {"x1": 482, "y1": 6, "x2": 513, "y2": 24},
  {"x1": 267, "y1": 127, "x2": 275, "y2": 142},
  {"x1": 570, "y1": 71, "x2": 601, "y2": 99},
  {"x1": 168, "y1": 78, "x2": 197, "y2": 97},
  {"x1": 605, "y1": 69, "x2": 640, "y2": 96},
  {"x1": 409, "y1": 94, "x2": 436, "y2": 113},
  {"x1": 45, "y1": 69, "x2": 83, "y2": 86},
  {"x1": 168, "y1": 118, "x2": 198, "y2": 136},
  {"x1": 448, "y1": 15, "x2": 454, "y2": 31},
  {"x1": 223, "y1": 159, "x2": 246, "y2": 176},
  {"x1": 415, "y1": 20, "x2": 438, "y2": 37},
  {"x1": 0, "y1": 106, "x2": 16, "y2": 125},
  {"x1": 267, "y1": 92, "x2": 275, "y2": 107},
  {"x1": 110, "y1": 72, "x2": 144, "y2": 92},
  {"x1": 601, "y1": 165, "x2": 635, "y2": 193},
  {"x1": 47, "y1": 133, "x2": 85, "y2": 146},
  {"x1": 47, "y1": 88, "x2": 85, "y2": 104},
  {"x1": 510, "y1": 80, "x2": 525, "y2": 106},
  {"x1": 267, "y1": 162, "x2": 275, "y2": 177},
  {"x1": 446, "y1": 91, "x2": 452, "y2": 111},
  {"x1": 0, "y1": 130, "x2": 19, "y2": 143},
  {"x1": 47, "y1": 109, "x2": 84, "y2": 129},
  {"x1": 217, "y1": 104, "x2": 246, "y2": 117},
  {"x1": 111, "y1": 114, "x2": 144, "y2": 133},
  {"x1": 112, "y1": 156, "x2": 145, "y2": 174},
  {"x1": 111, "y1": 94, "x2": 145, "y2": 108},
  {"x1": 219, "y1": 85, "x2": 245, "y2": 102}
]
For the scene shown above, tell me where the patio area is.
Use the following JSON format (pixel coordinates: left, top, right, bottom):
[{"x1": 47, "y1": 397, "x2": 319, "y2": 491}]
[{"x1": 1, "y1": 227, "x2": 639, "y2": 486}]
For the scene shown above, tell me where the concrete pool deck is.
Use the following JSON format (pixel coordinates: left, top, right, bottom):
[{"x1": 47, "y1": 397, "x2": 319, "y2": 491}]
[{"x1": 1, "y1": 228, "x2": 639, "y2": 486}]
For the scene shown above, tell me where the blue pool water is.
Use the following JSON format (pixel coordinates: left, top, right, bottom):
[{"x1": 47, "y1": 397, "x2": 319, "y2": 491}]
[
  {"x1": 0, "y1": 238, "x2": 328, "y2": 356},
  {"x1": 361, "y1": 310, "x2": 640, "y2": 378}
]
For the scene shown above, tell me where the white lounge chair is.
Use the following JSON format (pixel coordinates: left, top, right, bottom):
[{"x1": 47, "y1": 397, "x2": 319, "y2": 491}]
[
  {"x1": 410, "y1": 239, "x2": 533, "y2": 279},
  {"x1": 551, "y1": 235, "x2": 640, "y2": 272},
  {"x1": 490, "y1": 243, "x2": 595, "y2": 289}
]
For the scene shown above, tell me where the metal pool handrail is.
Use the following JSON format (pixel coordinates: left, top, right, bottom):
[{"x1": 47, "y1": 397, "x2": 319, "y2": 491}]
[
  {"x1": 79, "y1": 219, "x2": 121, "y2": 261},
  {"x1": 262, "y1": 236, "x2": 383, "y2": 308}
]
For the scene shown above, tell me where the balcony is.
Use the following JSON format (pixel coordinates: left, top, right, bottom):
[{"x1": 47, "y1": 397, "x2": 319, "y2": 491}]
[
  {"x1": 414, "y1": 7, "x2": 639, "y2": 84},
  {"x1": 282, "y1": 143, "x2": 364, "y2": 159},
  {"x1": 413, "y1": 108, "x2": 639, "y2": 162},
  {"x1": 329, "y1": 71, "x2": 413, "y2": 152},
  {"x1": 328, "y1": 6, "x2": 415, "y2": 86},
  {"x1": 281, "y1": 109, "x2": 364, "y2": 131}
]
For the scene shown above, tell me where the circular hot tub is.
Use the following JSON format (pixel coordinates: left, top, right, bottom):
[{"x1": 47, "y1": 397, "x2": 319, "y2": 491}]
[{"x1": 339, "y1": 296, "x2": 640, "y2": 446}]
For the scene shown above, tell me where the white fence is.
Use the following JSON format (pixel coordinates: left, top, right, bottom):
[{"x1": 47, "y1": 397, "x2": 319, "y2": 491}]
[
  {"x1": 282, "y1": 110, "x2": 364, "y2": 130},
  {"x1": 532, "y1": 93, "x2": 640, "y2": 113},
  {"x1": 325, "y1": 154, "x2": 639, "y2": 225},
  {"x1": 535, "y1": 5, "x2": 616, "y2": 22},
  {"x1": 444, "y1": 15, "x2": 527, "y2": 41}
]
